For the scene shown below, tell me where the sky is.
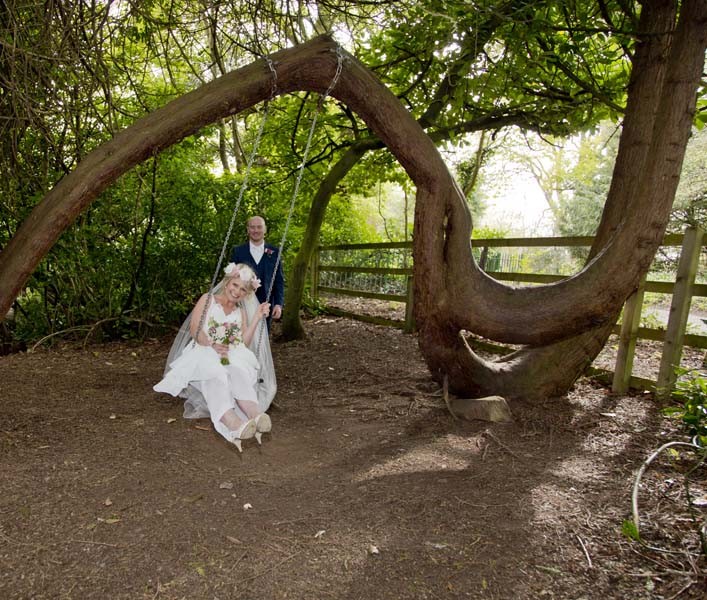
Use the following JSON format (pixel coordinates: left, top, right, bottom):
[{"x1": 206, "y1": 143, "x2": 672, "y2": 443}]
[{"x1": 478, "y1": 165, "x2": 555, "y2": 236}]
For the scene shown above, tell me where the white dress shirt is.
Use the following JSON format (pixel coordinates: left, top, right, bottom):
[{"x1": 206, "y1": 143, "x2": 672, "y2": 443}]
[{"x1": 249, "y1": 241, "x2": 265, "y2": 264}]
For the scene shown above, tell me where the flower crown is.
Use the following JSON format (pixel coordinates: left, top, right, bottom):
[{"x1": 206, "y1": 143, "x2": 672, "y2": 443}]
[{"x1": 224, "y1": 262, "x2": 261, "y2": 292}]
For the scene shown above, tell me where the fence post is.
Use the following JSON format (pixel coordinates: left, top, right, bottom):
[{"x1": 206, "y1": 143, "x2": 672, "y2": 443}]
[
  {"x1": 655, "y1": 226, "x2": 704, "y2": 400},
  {"x1": 404, "y1": 274, "x2": 415, "y2": 333},
  {"x1": 479, "y1": 246, "x2": 489, "y2": 270},
  {"x1": 612, "y1": 276, "x2": 646, "y2": 394},
  {"x1": 311, "y1": 247, "x2": 320, "y2": 303}
]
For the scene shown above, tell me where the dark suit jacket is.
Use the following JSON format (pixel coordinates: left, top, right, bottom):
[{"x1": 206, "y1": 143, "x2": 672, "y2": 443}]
[{"x1": 230, "y1": 242, "x2": 285, "y2": 308}]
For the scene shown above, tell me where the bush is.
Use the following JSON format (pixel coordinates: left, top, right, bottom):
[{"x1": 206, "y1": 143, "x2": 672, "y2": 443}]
[{"x1": 663, "y1": 367, "x2": 707, "y2": 446}]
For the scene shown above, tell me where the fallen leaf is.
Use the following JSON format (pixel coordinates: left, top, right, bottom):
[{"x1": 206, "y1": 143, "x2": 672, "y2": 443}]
[
  {"x1": 314, "y1": 530, "x2": 326, "y2": 539},
  {"x1": 103, "y1": 498, "x2": 113, "y2": 507},
  {"x1": 535, "y1": 565, "x2": 562, "y2": 575},
  {"x1": 219, "y1": 482, "x2": 234, "y2": 490},
  {"x1": 109, "y1": 414, "x2": 117, "y2": 420},
  {"x1": 226, "y1": 536, "x2": 243, "y2": 544},
  {"x1": 167, "y1": 418, "x2": 177, "y2": 424},
  {"x1": 425, "y1": 542, "x2": 448, "y2": 549},
  {"x1": 243, "y1": 503, "x2": 253, "y2": 510},
  {"x1": 367, "y1": 544, "x2": 380, "y2": 555}
]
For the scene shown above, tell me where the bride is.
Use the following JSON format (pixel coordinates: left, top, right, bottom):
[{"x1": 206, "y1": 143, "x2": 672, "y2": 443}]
[{"x1": 154, "y1": 262, "x2": 276, "y2": 451}]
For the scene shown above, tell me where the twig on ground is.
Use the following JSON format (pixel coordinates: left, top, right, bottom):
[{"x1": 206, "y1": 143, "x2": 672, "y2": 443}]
[
  {"x1": 272, "y1": 516, "x2": 328, "y2": 526},
  {"x1": 631, "y1": 440, "x2": 704, "y2": 536},
  {"x1": 682, "y1": 449, "x2": 707, "y2": 557},
  {"x1": 30, "y1": 325, "x2": 93, "y2": 351},
  {"x1": 151, "y1": 581, "x2": 162, "y2": 599},
  {"x1": 575, "y1": 534, "x2": 593, "y2": 568},
  {"x1": 0, "y1": 529, "x2": 38, "y2": 546},
  {"x1": 666, "y1": 580, "x2": 696, "y2": 600},
  {"x1": 454, "y1": 496, "x2": 512, "y2": 509},
  {"x1": 535, "y1": 565, "x2": 562, "y2": 575},
  {"x1": 483, "y1": 429, "x2": 521, "y2": 459},
  {"x1": 232, "y1": 550, "x2": 248, "y2": 570},
  {"x1": 69, "y1": 539, "x2": 120, "y2": 547},
  {"x1": 237, "y1": 551, "x2": 302, "y2": 583},
  {"x1": 28, "y1": 316, "x2": 168, "y2": 351},
  {"x1": 82, "y1": 316, "x2": 164, "y2": 349}
]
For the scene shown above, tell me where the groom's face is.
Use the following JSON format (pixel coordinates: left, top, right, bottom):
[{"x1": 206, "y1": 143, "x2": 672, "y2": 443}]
[{"x1": 247, "y1": 218, "x2": 266, "y2": 244}]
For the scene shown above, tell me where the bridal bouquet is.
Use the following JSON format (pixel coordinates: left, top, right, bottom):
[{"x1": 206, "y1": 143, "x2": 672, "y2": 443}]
[{"x1": 207, "y1": 317, "x2": 242, "y2": 365}]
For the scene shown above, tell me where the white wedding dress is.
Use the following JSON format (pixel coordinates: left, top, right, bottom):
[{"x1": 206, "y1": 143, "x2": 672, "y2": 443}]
[{"x1": 154, "y1": 297, "x2": 276, "y2": 441}]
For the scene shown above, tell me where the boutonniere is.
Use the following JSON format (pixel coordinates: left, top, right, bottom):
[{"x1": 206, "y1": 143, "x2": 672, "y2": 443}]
[{"x1": 264, "y1": 248, "x2": 274, "y2": 256}]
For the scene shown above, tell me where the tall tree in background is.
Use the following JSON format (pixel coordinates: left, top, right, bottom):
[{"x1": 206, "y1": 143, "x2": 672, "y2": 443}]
[{"x1": 670, "y1": 126, "x2": 707, "y2": 232}]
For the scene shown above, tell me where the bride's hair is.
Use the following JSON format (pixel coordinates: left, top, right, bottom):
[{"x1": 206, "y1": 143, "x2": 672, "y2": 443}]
[{"x1": 223, "y1": 262, "x2": 261, "y2": 293}]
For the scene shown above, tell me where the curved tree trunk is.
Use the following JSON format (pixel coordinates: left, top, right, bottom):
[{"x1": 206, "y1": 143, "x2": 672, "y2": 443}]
[
  {"x1": 281, "y1": 139, "x2": 378, "y2": 340},
  {"x1": 281, "y1": 0, "x2": 540, "y2": 341},
  {"x1": 422, "y1": 0, "x2": 706, "y2": 400},
  {"x1": 1, "y1": 0, "x2": 705, "y2": 403},
  {"x1": 2, "y1": 36, "x2": 681, "y2": 347}
]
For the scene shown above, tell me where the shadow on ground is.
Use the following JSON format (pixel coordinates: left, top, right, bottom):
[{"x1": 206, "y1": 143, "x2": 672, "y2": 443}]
[{"x1": 0, "y1": 317, "x2": 704, "y2": 599}]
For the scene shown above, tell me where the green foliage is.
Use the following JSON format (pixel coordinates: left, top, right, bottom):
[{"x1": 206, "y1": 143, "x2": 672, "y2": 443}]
[
  {"x1": 472, "y1": 226, "x2": 511, "y2": 240},
  {"x1": 300, "y1": 290, "x2": 327, "y2": 318},
  {"x1": 668, "y1": 127, "x2": 707, "y2": 234},
  {"x1": 5, "y1": 0, "x2": 699, "y2": 345},
  {"x1": 621, "y1": 519, "x2": 641, "y2": 541},
  {"x1": 663, "y1": 368, "x2": 707, "y2": 446},
  {"x1": 639, "y1": 311, "x2": 665, "y2": 331},
  {"x1": 552, "y1": 124, "x2": 619, "y2": 245}
]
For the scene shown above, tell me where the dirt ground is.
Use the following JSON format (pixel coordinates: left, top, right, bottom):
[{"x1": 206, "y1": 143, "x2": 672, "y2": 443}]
[{"x1": 1, "y1": 315, "x2": 706, "y2": 599}]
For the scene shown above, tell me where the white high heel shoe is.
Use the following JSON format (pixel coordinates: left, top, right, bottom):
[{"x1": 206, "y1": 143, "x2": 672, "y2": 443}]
[
  {"x1": 253, "y1": 413, "x2": 272, "y2": 445},
  {"x1": 228, "y1": 419, "x2": 256, "y2": 452}
]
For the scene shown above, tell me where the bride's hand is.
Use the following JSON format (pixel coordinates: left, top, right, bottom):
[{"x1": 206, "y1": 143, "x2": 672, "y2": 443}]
[
  {"x1": 212, "y1": 342, "x2": 229, "y2": 357},
  {"x1": 259, "y1": 302, "x2": 271, "y2": 318}
]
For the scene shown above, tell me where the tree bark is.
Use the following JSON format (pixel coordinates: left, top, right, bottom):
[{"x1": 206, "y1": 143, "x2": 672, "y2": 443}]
[
  {"x1": 421, "y1": 0, "x2": 707, "y2": 400},
  {"x1": 281, "y1": 139, "x2": 377, "y2": 340}
]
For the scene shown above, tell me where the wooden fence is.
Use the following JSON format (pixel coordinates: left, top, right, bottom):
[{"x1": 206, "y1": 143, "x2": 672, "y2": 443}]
[{"x1": 311, "y1": 227, "x2": 706, "y2": 396}]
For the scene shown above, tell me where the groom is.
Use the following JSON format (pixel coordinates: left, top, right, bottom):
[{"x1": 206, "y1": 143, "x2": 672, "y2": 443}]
[{"x1": 230, "y1": 216, "x2": 285, "y2": 324}]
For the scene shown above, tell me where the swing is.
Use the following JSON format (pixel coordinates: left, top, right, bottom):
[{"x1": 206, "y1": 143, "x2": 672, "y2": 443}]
[
  {"x1": 154, "y1": 47, "x2": 345, "y2": 448},
  {"x1": 195, "y1": 46, "x2": 345, "y2": 385}
]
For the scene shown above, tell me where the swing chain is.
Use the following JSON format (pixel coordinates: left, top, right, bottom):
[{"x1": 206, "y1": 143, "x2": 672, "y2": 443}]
[
  {"x1": 254, "y1": 44, "x2": 346, "y2": 352},
  {"x1": 194, "y1": 56, "x2": 280, "y2": 338}
]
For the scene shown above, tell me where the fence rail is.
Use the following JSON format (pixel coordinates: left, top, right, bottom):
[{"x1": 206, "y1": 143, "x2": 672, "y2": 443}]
[{"x1": 312, "y1": 228, "x2": 707, "y2": 396}]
